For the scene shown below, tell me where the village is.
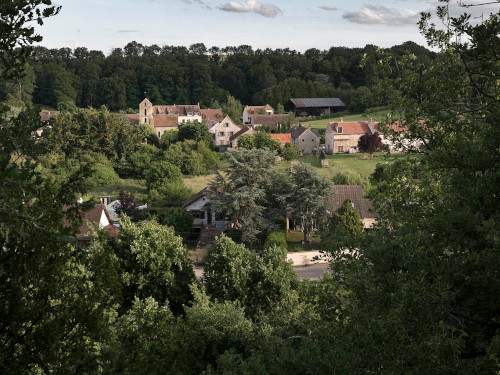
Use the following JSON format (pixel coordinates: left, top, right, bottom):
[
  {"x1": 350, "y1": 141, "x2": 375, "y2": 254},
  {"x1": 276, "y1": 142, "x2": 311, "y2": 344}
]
[{"x1": 58, "y1": 95, "x2": 414, "y2": 270}]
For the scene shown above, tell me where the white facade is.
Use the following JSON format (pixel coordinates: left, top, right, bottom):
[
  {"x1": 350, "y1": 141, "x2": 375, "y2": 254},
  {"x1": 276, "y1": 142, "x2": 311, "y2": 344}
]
[{"x1": 209, "y1": 116, "x2": 241, "y2": 147}]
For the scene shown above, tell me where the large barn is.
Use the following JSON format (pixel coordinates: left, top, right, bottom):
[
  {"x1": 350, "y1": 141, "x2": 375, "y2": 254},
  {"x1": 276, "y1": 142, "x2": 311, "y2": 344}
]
[{"x1": 286, "y1": 98, "x2": 345, "y2": 117}]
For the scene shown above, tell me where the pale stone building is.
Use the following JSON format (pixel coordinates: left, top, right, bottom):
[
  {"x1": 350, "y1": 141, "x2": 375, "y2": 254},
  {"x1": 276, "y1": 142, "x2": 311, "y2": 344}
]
[
  {"x1": 325, "y1": 119, "x2": 379, "y2": 154},
  {"x1": 287, "y1": 125, "x2": 320, "y2": 155},
  {"x1": 242, "y1": 104, "x2": 274, "y2": 123},
  {"x1": 208, "y1": 115, "x2": 241, "y2": 150}
]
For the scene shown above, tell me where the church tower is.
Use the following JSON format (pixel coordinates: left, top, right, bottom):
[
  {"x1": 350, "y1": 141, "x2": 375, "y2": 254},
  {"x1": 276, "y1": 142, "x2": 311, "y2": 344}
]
[{"x1": 139, "y1": 98, "x2": 154, "y2": 125}]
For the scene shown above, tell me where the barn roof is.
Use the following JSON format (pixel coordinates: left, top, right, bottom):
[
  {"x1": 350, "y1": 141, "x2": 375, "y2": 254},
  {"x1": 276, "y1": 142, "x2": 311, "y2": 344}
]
[{"x1": 290, "y1": 98, "x2": 345, "y2": 108}]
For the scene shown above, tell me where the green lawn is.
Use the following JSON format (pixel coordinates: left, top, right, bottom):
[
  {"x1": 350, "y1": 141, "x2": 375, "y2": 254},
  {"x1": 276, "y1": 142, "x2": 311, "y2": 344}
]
[
  {"x1": 278, "y1": 152, "x2": 406, "y2": 180},
  {"x1": 286, "y1": 231, "x2": 322, "y2": 252},
  {"x1": 302, "y1": 107, "x2": 391, "y2": 130}
]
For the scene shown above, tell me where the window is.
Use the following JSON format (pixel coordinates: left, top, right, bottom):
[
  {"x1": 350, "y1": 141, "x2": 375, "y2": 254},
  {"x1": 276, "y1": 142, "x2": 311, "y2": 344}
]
[
  {"x1": 312, "y1": 139, "x2": 314, "y2": 142},
  {"x1": 228, "y1": 131, "x2": 234, "y2": 136},
  {"x1": 302, "y1": 139, "x2": 305, "y2": 142},
  {"x1": 218, "y1": 132, "x2": 225, "y2": 136},
  {"x1": 144, "y1": 117, "x2": 148, "y2": 123},
  {"x1": 224, "y1": 123, "x2": 229, "y2": 127},
  {"x1": 144, "y1": 108, "x2": 147, "y2": 116},
  {"x1": 338, "y1": 126, "x2": 343, "y2": 133},
  {"x1": 182, "y1": 119, "x2": 185, "y2": 123},
  {"x1": 158, "y1": 131, "x2": 161, "y2": 137},
  {"x1": 338, "y1": 146, "x2": 344, "y2": 152}
]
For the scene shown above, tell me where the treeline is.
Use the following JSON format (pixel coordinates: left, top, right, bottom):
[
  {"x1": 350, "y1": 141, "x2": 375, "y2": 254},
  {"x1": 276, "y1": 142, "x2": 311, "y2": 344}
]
[{"x1": 0, "y1": 41, "x2": 434, "y2": 111}]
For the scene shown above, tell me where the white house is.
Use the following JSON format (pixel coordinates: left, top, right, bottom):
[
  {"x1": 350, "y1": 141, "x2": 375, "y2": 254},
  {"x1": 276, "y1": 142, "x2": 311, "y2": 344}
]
[
  {"x1": 208, "y1": 115, "x2": 241, "y2": 149},
  {"x1": 242, "y1": 104, "x2": 274, "y2": 124}
]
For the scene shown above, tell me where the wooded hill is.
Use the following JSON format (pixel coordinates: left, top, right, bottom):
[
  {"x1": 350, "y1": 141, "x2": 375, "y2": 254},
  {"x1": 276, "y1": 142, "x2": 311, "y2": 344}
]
[{"x1": 1, "y1": 41, "x2": 434, "y2": 112}]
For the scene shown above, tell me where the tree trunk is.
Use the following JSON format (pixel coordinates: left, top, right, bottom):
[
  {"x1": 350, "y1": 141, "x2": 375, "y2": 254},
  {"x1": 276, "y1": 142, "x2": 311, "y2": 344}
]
[{"x1": 303, "y1": 228, "x2": 308, "y2": 243}]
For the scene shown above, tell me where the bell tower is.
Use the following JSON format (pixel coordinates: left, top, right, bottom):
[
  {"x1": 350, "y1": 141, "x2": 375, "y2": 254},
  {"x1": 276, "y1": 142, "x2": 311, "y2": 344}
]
[{"x1": 139, "y1": 98, "x2": 153, "y2": 125}]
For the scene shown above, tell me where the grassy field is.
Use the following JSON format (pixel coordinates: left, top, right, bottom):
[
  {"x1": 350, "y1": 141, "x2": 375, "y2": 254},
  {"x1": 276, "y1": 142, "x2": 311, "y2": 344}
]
[
  {"x1": 89, "y1": 152, "x2": 405, "y2": 202},
  {"x1": 302, "y1": 107, "x2": 391, "y2": 130},
  {"x1": 278, "y1": 152, "x2": 406, "y2": 180}
]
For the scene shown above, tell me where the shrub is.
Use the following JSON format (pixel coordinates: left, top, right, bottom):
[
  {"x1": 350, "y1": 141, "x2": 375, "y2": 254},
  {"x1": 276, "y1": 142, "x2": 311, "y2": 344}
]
[
  {"x1": 264, "y1": 232, "x2": 287, "y2": 250},
  {"x1": 332, "y1": 169, "x2": 370, "y2": 192},
  {"x1": 146, "y1": 161, "x2": 182, "y2": 191},
  {"x1": 273, "y1": 216, "x2": 287, "y2": 231},
  {"x1": 160, "y1": 207, "x2": 193, "y2": 239},
  {"x1": 372, "y1": 162, "x2": 391, "y2": 183},
  {"x1": 281, "y1": 143, "x2": 300, "y2": 161}
]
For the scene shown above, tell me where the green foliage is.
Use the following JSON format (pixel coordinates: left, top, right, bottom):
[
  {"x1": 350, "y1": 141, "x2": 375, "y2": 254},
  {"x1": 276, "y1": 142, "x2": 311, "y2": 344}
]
[
  {"x1": 322, "y1": 199, "x2": 363, "y2": 252},
  {"x1": 264, "y1": 231, "x2": 287, "y2": 250},
  {"x1": 150, "y1": 181, "x2": 194, "y2": 208},
  {"x1": 332, "y1": 168, "x2": 370, "y2": 192},
  {"x1": 178, "y1": 120, "x2": 213, "y2": 148},
  {"x1": 43, "y1": 106, "x2": 139, "y2": 161},
  {"x1": 81, "y1": 151, "x2": 120, "y2": 188},
  {"x1": 371, "y1": 161, "x2": 391, "y2": 182},
  {"x1": 349, "y1": 86, "x2": 374, "y2": 113},
  {"x1": 238, "y1": 132, "x2": 281, "y2": 152},
  {"x1": 208, "y1": 148, "x2": 280, "y2": 242},
  {"x1": 145, "y1": 161, "x2": 182, "y2": 191},
  {"x1": 221, "y1": 95, "x2": 243, "y2": 124},
  {"x1": 123, "y1": 144, "x2": 161, "y2": 178},
  {"x1": 106, "y1": 297, "x2": 177, "y2": 374},
  {"x1": 164, "y1": 140, "x2": 219, "y2": 175},
  {"x1": 276, "y1": 103, "x2": 285, "y2": 114},
  {"x1": 112, "y1": 217, "x2": 195, "y2": 315},
  {"x1": 273, "y1": 216, "x2": 287, "y2": 231},
  {"x1": 160, "y1": 207, "x2": 193, "y2": 239},
  {"x1": 160, "y1": 129, "x2": 179, "y2": 149},
  {"x1": 285, "y1": 162, "x2": 334, "y2": 242},
  {"x1": 281, "y1": 142, "x2": 300, "y2": 161},
  {"x1": 134, "y1": 122, "x2": 159, "y2": 146},
  {"x1": 204, "y1": 236, "x2": 298, "y2": 317}
]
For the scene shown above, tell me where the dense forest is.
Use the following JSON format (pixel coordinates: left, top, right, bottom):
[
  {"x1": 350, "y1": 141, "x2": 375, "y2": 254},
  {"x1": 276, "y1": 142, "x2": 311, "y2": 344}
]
[{"x1": 0, "y1": 40, "x2": 434, "y2": 111}]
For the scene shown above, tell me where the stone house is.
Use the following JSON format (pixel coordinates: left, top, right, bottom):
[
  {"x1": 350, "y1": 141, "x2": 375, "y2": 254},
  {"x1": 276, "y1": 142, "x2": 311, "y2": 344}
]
[
  {"x1": 242, "y1": 104, "x2": 274, "y2": 123},
  {"x1": 325, "y1": 119, "x2": 380, "y2": 154},
  {"x1": 287, "y1": 125, "x2": 320, "y2": 155},
  {"x1": 208, "y1": 115, "x2": 241, "y2": 150},
  {"x1": 251, "y1": 114, "x2": 290, "y2": 132},
  {"x1": 138, "y1": 98, "x2": 202, "y2": 127}
]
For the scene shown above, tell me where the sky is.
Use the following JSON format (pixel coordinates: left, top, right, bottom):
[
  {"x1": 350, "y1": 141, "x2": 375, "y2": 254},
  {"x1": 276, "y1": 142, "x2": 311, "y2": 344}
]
[{"x1": 36, "y1": 0, "x2": 499, "y2": 54}]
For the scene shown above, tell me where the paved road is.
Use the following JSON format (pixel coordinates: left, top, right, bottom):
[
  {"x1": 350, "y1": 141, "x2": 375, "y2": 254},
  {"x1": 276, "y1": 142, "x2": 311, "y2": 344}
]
[
  {"x1": 295, "y1": 263, "x2": 331, "y2": 280},
  {"x1": 194, "y1": 263, "x2": 331, "y2": 281}
]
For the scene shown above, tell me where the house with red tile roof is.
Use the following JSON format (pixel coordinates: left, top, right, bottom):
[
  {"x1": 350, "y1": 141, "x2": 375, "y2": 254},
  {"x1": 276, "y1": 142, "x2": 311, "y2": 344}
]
[
  {"x1": 201, "y1": 108, "x2": 223, "y2": 122},
  {"x1": 242, "y1": 104, "x2": 274, "y2": 123},
  {"x1": 325, "y1": 119, "x2": 380, "y2": 154},
  {"x1": 64, "y1": 203, "x2": 118, "y2": 248},
  {"x1": 325, "y1": 119, "x2": 425, "y2": 154},
  {"x1": 270, "y1": 133, "x2": 291, "y2": 145}
]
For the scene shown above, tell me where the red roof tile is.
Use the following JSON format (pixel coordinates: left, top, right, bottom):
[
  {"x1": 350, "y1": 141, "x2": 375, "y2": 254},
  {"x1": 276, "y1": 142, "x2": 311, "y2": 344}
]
[
  {"x1": 124, "y1": 114, "x2": 140, "y2": 125},
  {"x1": 153, "y1": 115, "x2": 178, "y2": 127},
  {"x1": 328, "y1": 121, "x2": 380, "y2": 135},
  {"x1": 201, "y1": 108, "x2": 223, "y2": 122},
  {"x1": 270, "y1": 133, "x2": 291, "y2": 144}
]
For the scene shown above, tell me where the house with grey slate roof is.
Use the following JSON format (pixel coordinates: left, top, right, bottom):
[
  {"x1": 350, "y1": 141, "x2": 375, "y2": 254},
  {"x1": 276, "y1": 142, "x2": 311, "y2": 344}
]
[{"x1": 286, "y1": 98, "x2": 345, "y2": 117}]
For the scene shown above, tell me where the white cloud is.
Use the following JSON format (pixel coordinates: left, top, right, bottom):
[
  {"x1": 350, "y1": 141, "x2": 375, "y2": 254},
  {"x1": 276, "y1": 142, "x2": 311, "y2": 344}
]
[
  {"x1": 343, "y1": 4, "x2": 419, "y2": 25},
  {"x1": 319, "y1": 5, "x2": 338, "y2": 11},
  {"x1": 220, "y1": 0, "x2": 282, "y2": 17}
]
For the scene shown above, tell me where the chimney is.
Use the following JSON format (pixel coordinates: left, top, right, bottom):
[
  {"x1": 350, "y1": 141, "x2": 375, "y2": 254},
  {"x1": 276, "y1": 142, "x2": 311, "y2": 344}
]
[{"x1": 340, "y1": 117, "x2": 343, "y2": 122}]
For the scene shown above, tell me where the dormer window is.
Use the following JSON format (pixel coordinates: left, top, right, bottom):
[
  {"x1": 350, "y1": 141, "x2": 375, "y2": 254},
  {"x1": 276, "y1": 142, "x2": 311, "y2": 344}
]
[{"x1": 338, "y1": 126, "x2": 343, "y2": 133}]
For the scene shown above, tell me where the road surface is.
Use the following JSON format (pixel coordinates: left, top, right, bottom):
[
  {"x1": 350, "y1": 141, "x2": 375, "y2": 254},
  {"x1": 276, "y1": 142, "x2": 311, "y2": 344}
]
[{"x1": 194, "y1": 263, "x2": 331, "y2": 281}]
